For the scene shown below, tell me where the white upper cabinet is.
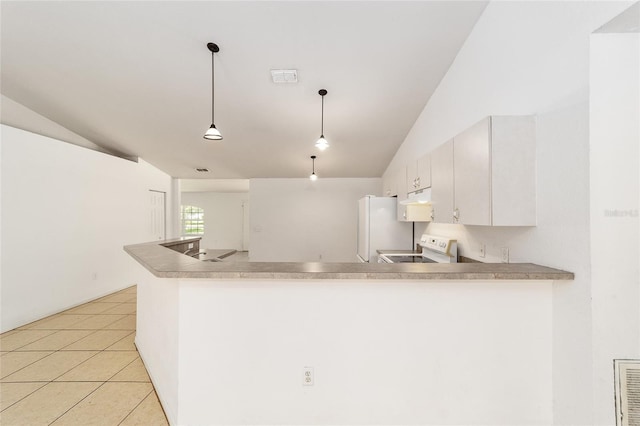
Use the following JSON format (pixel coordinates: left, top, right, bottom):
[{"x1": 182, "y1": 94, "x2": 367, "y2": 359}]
[
  {"x1": 407, "y1": 153, "x2": 431, "y2": 192},
  {"x1": 453, "y1": 118, "x2": 492, "y2": 225},
  {"x1": 383, "y1": 166, "x2": 407, "y2": 198},
  {"x1": 395, "y1": 166, "x2": 408, "y2": 201},
  {"x1": 384, "y1": 165, "x2": 430, "y2": 223},
  {"x1": 430, "y1": 139, "x2": 455, "y2": 224},
  {"x1": 382, "y1": 171, "x2": 397, "y2": 197},
  {"x1": 417, "y1": 154, "x2": 431, "y2": 190},
  {"x1": 453, "y1": 116, "x2": 536, "y2": 226}
]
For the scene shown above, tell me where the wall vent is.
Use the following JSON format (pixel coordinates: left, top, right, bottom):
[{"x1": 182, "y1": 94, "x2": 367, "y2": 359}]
[
  {"x1": 195, "y1": 168, "x2": 209, "y2": 173},
  {"x1": 615, "y1": 359, "x2": 640, "y2": 426},
  {"x1": 270, "y1": 69, "x2": 298, "y2": 83}
]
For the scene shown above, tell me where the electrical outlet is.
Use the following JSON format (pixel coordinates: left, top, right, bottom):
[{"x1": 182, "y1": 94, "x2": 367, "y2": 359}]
[
  {"x1": 501, "y1": 247, "x2": 510, "y2": 263},
  {"x1": 303, "y1": 366, "x2": 314, "y2": 386},
  {"x1": 479, "y1": 244, "x2": 486, "y2": 258}
]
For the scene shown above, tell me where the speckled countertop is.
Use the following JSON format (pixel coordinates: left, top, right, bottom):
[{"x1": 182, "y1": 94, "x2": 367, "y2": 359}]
[{"x1": 124, "y1": 239, "x2": 574, "y2": 281}]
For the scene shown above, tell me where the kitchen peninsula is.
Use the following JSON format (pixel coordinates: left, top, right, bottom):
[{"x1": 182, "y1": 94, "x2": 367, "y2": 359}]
[{"x1": 125, "y1": 237, "x2": 572, "y2": 425}]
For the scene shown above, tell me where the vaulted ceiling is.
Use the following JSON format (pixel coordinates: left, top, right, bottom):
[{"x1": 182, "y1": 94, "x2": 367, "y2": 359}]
[{"x1": 1, "y1": 1, "x2": 487, "y2": 179}]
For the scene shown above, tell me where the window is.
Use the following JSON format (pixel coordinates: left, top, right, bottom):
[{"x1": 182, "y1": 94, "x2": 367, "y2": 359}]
[{"x1": 181, "y1": 205, "x2": 204, "y2": 235}]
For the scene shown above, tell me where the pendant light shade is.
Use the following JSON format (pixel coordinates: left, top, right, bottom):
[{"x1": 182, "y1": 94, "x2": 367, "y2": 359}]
[
  {"x1": 204, "y1": 42, "x2": 222, "y2": 141},
  {"x1": 315, "y1": 136, "x2": 329, "y2": 151},
  {"x1": 204, "y1": 124, "x2": 222, "y2": 140},
  {"x1": 315, "y1": 89, "x2": 329, "y2": 150},
  {"x1": 309, "y1": 155, "x2": 318, "y2": 181}
]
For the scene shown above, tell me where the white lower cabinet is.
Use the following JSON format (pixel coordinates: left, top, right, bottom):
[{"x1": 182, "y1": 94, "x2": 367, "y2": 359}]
[{"x1": 453, "y1": 116, "x2": 536, "y2": 226}]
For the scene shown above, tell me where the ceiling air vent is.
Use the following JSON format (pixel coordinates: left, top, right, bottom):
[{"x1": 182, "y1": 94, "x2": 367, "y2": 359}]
[
  {"x1": 270, "y1": 69, "x2": 298, "y2": 83},
  {"x1": 195, "y1": 168, "x2": 209, "y2": 173},
  {"x1": 615, "y1": 359, "x2": 640, "y2": 426}
]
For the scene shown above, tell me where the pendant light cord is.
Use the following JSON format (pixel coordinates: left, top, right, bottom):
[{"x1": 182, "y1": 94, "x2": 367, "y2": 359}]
[
  {"x1": 320, "y1": 95, "x2": 324, "y2": 136},
  {"x1": 211, "y1": 52, "x2": 216, "y2": 124}
]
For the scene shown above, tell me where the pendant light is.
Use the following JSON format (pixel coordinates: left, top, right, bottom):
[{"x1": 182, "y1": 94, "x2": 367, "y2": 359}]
[
  {"x1": 309, "y1": 155, "x2": 318, "y2": 181},
  {"x1": 315, "y1": 89, "x2": 329, "y2": 150},
  {"x1": 204, "y1": 42, "x2": 222, "y2": 140}
]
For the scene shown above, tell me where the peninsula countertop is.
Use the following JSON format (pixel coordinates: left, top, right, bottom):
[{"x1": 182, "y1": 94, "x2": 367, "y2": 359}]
[{"x1": 124, "y1": 238, "x2": 574, "y2": 281}]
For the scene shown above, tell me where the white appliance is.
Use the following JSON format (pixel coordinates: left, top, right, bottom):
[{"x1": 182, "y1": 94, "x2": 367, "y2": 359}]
[
  {"x1": 378, "y1": 234, "x2": 457, "y2": 263},
  {"x1": 357, "y1": 196, "x2": 412, "y2": 263}
]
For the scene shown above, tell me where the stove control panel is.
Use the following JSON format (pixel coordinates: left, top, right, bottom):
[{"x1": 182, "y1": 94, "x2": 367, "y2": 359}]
[{"x1": 419, "y1": 234, "x2": 456, "y2": 255}]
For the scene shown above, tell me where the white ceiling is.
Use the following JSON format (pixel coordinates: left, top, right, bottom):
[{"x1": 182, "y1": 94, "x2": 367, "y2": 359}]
[
  {"x1": 1, "y1": 1, "x2": 487, "y2": 179},
  {"x1": 181, "y1": 178, "x2": 250, "y2": 193}
]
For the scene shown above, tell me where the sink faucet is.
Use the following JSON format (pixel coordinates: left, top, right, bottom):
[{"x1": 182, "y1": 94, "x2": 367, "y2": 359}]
[{"x1": 183, "y1": 249, "x2": 206, "y2": 258}]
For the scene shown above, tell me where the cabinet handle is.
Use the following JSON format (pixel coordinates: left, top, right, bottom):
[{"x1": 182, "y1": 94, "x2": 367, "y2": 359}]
[
  {"x1": 453, "y1": 208, "x2": 460, "y2": 222},
  {"x1": 403, "y1": 211, "x2": 407, "y2": 220},
  {"x1": 430, "y1": 209, "x2": 434, "y2": 221},
  {"x1": 416, "y1": 177, "x2": 420, "y2": 187}
]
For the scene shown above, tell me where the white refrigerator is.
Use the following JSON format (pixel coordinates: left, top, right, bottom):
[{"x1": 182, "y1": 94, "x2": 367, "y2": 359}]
[{"x1": 357, "y1": 196, "x2": 413, "y2": 262}]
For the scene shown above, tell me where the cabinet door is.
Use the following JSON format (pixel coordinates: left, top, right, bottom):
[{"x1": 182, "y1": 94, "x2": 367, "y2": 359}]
[
  {"x1": 395, "y1": 167, "x2": 408, "y2": 201},
  {"x1": 453, "y1": 117, "x2": 491, "y2": 226},
  {"x1": 382, "y1": 176, "x2": 391, "y2": 197},
  {"x1": 383, "y1": 170, "x2": 400, "y2": 197},
  {"x1": 383, "y1": 175, "x2": 392, "y2": 197},
  {"x1": 430, "y1": 139, "x2": 454, "y2": 223},
  {"x1": 406, "y1": 160, "x2": 418, "y2": 192},
  {"x1": 490, "y1": 116, "x2": 536, "y2": 226},
  {"x1": 416, "y1": 153, "x2": 431, "y2": 190},
  {"x1": 396, "y1": 167, "x2": 410, "y2": 221}
]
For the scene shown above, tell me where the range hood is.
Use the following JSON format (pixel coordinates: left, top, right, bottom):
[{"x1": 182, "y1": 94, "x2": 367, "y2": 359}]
[{"x1": 399, "y1": 188, "x2": 432, "y2": 205}]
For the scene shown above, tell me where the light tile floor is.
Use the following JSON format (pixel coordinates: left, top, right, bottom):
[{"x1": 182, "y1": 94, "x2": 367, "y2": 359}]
[{"x1": 0, "y1": 286, "x2": 169, "y2": 426}]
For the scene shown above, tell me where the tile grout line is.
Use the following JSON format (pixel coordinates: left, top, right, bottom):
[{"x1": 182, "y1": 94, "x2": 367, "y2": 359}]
[
  {"x1": 3, "y1": 326, "x2": 129, "y2": 383},
  {"x1": 1, "y1": 325, "x2": 133, "y2": 353},
  {"x1": 5, "y1": 287, "x2": 136, "y2": 332},
  {"x1": 0, "y1": 329, "x2": 58, "y2": 352},
  {"x1": 0, "y1": 286, "x2": 161, "y2": 424},
  {"x1": 0, "y1": 351, "x2": 59, "y2": 381},
  {"x1": 116, "y1": 389, "x2": 154, "y2": 426},
  {"x1": 47, "y1": 307, "x2": 145, "y2": 424},
  {"x1": 0, "y1": 381, "x2": 48, "y2": 413},
  {"x1": 45, "y1": 322, "x2": 136, "y2": 383},
  {"x1": 47, "y1": 380, "x2": 109, "y2": 426},
  {"x1": 108, "y1": 330, "x2": 136, "y2": 348}
]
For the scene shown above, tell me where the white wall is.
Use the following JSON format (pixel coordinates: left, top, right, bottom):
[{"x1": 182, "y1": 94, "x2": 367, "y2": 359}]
[
  {"x1": 590, "y1": 32, "x2": 639, "y2": 424},
  {"x1": 249, "y1": 178, "x2": 380, "y2": 262},
  {"x1": 135, "y1": 277, "x2": 553, "y2": 425},
  {"x1": 1, "y1": 94, "x2": 123, "y2": 158},
  {"x1": 181, "y1": 191, "x2": 249, "y2": 251},
  {"x1": 1, "y1": 124, "x2": 174, "y2": 332},
  {"x1": 135, "y1": 273, "x2": 180, "y2": 425},
  {"x1": 382, "y1": 2, "x2": 632, "y2": 423}
]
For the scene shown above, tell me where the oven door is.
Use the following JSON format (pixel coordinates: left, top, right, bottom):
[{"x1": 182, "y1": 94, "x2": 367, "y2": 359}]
[{"x1": 420, "y1": 249, "x2": 457, "y2": 263}]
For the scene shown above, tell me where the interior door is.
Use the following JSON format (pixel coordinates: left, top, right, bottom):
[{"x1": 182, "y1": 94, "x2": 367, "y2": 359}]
[{"x1": 150, "y1": 190, "x2": 166, "y2": 241}]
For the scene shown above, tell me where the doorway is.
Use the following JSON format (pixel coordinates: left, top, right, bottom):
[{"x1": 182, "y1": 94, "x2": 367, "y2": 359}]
[{"x1": 149, "y1": 190, "x2": 166, "y2": 241}]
